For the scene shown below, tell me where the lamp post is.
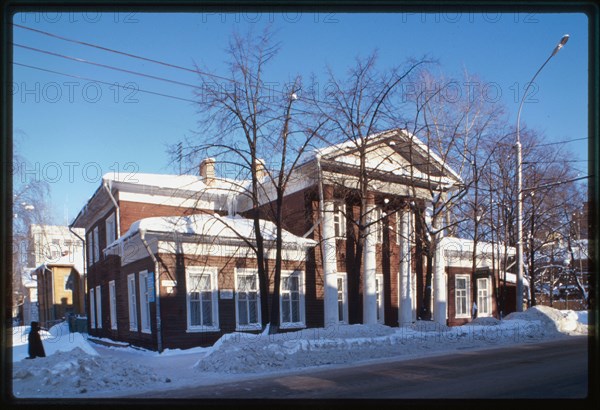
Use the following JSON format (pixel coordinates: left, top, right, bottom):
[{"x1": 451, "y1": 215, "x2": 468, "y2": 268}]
[{"x1": 515, "y1": 34, "x2": 569, "y2": 312}]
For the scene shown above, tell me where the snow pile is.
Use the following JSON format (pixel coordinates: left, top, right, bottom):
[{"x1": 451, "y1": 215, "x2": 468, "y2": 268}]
[
  {"x1": 504, "y1": 305, "x2": 587, "y2": 335},
  {"x1": 12, "y1": 347, "x2": 170, "y2": 397},
  {"x1": 193, "y1": 316, "x2": 569, "y2": 374},
  {"x1": 11, "y1": 322, "x2": 98, "y2": 362}
]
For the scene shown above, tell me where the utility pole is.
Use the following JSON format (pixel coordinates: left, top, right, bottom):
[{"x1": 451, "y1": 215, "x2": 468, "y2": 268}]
[{"x1": 514, "y1": 34, "x2": 569, "y2": 312}]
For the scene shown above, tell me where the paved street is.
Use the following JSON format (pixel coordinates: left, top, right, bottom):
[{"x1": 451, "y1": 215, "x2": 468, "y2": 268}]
[{"x1": 129, "y1": 336, "x2": 589, "y2": 399}]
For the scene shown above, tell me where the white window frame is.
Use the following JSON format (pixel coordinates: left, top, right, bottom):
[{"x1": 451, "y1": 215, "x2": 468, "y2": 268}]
[
  {"x1": 95, "y1": 285, "x2": 102, "y2": 329},
  {"x1": 86, "y1": 231, "x2": 93, "y2": 267},
  {"x1": 105, "y1": 212, "x2": 116, "y2": 246},
  {"x1": 92, "y1": 226, "x2": 100, "y2": 263},
  {"x1": 234, "y1": 268, "x2": 262, "y2": 331},
  {"x1": 139, "y1": 271, "x2": 152, "y2": 333},
  {"x1": 376, "y1": 273, "x2": 385, "y2": 324},
  {"x1": 127, "y1": 273, "x2": 138, "y2": 331},
  {"x1": 455, "y1": 275, "x2": 471, "y2": 319},
  {"x1": 477, "y1": 277, "x2": 492, "y2": 317},
  {"x1": 337, "y1": 272, "x2": 348, "y2": 324},
  {"x1": 333, "y1": 201, "x2": 346, "y2": 239},
  {"x1": 280, "y1": 270, "x2": 305, "y2": 329},
  {"x1": 109, "y1": 280, "x2": 117, "y2": 330},
  {"x1": 89, "y1": 287, "x2": 96, "y2": 329},
  {"x1": 186, "y1": 266, "x2": 219, "y2": 332}
]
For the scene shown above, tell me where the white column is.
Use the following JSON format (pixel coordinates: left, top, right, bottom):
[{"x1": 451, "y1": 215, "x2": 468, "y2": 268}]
[
  {"x1": 399, "y1": 208, "x2": 413, "y2": 325},
  {"x1": 433, "y1": 231, "x2": 447, "y2": 325},
  {"x1": 322, "y1": 200, "x2": 338, "y2": 327},
  {"x1": 362, "y1": 202, "x2": 377, "y2": 325}
]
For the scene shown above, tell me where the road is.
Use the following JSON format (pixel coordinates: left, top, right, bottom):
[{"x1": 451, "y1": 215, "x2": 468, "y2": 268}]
[{"x1": 130, "y1": 336, "x2": 589, "y2": 399}]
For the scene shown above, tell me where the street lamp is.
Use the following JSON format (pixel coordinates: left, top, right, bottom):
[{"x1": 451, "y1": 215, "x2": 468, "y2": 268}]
[{"x1": 515, "y1": 34, "x2": 569, "y2": 312}]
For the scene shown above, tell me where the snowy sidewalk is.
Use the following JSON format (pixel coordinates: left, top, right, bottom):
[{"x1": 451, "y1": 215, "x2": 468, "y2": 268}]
[{"x1": 11, "y1": 306, "x2": 588, "y2": 399}]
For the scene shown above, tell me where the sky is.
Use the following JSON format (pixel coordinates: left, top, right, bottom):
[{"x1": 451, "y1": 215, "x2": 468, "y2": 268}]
[
  {"x1": 11, "y1": 10, "x2": 589, "y2": 225},
  {"x1": 11, "y1": 306, "x2": 589, "y2": 398}
]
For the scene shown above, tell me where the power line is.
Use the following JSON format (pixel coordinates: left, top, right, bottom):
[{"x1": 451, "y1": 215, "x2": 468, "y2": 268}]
[
  {"x1": 536, "y1": 137, "x2": 587, "y2": 146},
  {"x1": 14, "y1": 61, "x2": 317, "y2": 122},
  {"x1": 14, "y1": 42, "x2": 321, "y2": 117},
  {"x1": 15, "y1": 43, "x2": 203, "y2": 90},
  {"x1": 13, "y1": 23, "x2": 234, "y2": 83},
  {"x1": 14, "y1": 62, "x2": 199, "y2": 104}
]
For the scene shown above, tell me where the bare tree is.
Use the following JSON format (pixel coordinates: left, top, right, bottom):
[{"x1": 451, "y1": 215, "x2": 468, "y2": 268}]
[
  {"x1": 174, "y1": 28, "x2": 324, "y2": 333},
  {"x1": 12, "y1": 132, "x2": 52, "y2": 321},
  {"x1": 405, "y1": 70, "x2": 508, "y2": 320},
  {"x1": 306, "y1": 51, "x2": 434, "y2": 323}
]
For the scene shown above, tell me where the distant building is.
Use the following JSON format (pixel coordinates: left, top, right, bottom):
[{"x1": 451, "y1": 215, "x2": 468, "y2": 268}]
[
  {"x1": 28, "y1": 224, "x2": 85, "y2": 269},
  {"x1": 28, "y1": 224, "x2": 86, "y2": 328},
  {"x1": 33, "y1": 251, "x2": 86, "y2": 328}
]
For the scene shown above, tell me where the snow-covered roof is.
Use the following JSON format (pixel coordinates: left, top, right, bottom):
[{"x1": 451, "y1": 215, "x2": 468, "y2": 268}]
[
  {"x1": 439, "y1": 236, "x2": 516, "y2": 256},
  {"x1": 106, "y1": 213, "x2": 317, "y2": 250},
  {"x1": 103, "y1": 172, "x2": 248, "y2": 196},
  {"x1": 310, "y1": 128, "x2": 463, "y2": 188}
]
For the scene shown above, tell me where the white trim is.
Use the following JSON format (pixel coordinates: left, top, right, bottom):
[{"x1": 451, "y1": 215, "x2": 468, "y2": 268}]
[
  {"x1": 476, "y1": 277, "x2": 492, "y2": 317},
  {"x1": 280, "y1": 270, "x2": 305, "y2": 328},
  {"x1": 455, "y1": 274, "x2": 471, "y2": 319},
  {"x1": 376, "y1": 273, "x2": 385, "y2": 324},
  {"x1": 234, "y1": 268, "x2": 262, "y2": 331},
  {"x1": 95, "y1": 285, "x2": 102, "y2": 329},
  {"x1": 89, "y1": 287, "x2": 96, "y2": 329},
  {"x1": 127, "y1": 273, "x2": 138, "y2": 331},
  {"x1": 337, "y1": 272, "x2": 348, "y2": 324},
  {"x1": 139, "y1": 270, "x2": 151, "y2": 334},
  {"x1": 185, "y1": 266, "x2": 219, "y2": 332},
  {"x1": 109, "y1": 280, "x2": 117, "y2": 330}
]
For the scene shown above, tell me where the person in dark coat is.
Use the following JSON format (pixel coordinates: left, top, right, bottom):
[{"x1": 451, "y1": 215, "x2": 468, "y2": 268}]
[{"x1": 27, "y1": 321, "x2": 46, "y2": 359}]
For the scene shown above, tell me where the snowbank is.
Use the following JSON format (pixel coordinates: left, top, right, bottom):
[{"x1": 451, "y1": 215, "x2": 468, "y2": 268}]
[
  {"x1": 504, "y1": 305, "x2": 588, "y2": 335},
  {"x1": 11, "y1": 307, "x2": 588, "y2": 398},
  {"x1": 12, "y1": 348, "x2": 169, "y2": 397},
  {"x1": 11, "y1": 322, "x2": 98, "y2": 362}
]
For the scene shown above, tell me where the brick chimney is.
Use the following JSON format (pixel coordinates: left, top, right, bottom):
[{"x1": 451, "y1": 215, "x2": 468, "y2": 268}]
[{"x1": 200, "y1": 158, "x2": 216, "y2": 185}]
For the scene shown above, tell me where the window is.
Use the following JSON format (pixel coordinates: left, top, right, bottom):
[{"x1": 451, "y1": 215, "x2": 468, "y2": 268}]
[
  {"x1": 374, "y1": 207, "x2": 383, "y2": 243},
  {"x1": 333, "y1": 201, "x2": 346, "y2": 239},
  {"x1": 139, "y1": 271, "x2": 152, "y2": 333},
  {"x1": 477, "y1": 277, "x2": 491, "y2": 317},
  {"x1": 376, "y1": 273, "x2": 385, "y2": 324},
  {"x1": 127, "y1": 273, "x2": 138, "y2": 331},
  {"x1": 109, "y1": 280, "x2": 117, "y2": 330},
  {"x1": 186, "y1": 267, "x2": 219, "y2": 331},
  {"x1": 86, "y1": 232, "x2": 93, "y2": 267},
  {"x1": 337, "y1": 273, "x2": 348, "y2": 324},
  {"x1": 105, "y1": 213, "x2": 116, "y2": 246},
  {"x1": 93, "y1": 226, "x2": 100, "y2": 263},
  {"x1": 95, "y1": 285, "x2": 102, "y2": 329},
  {"x1": 280, "y1": 270, "x2": 305, "y2": 328},
  {"x1": 235, "y1": 269, "x2": 261, "y2": 330},
  {"x1": 89, "y1": 287, "x2": 96, "y2": 329},
  {"x1": 455, "y1": 275, "x2": 470, "y2": 318}
]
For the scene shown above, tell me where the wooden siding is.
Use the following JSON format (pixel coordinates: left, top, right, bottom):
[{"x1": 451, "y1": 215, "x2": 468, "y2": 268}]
[{"x1": 119, "y1": 201, "x2": 217, "y2": 234}]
